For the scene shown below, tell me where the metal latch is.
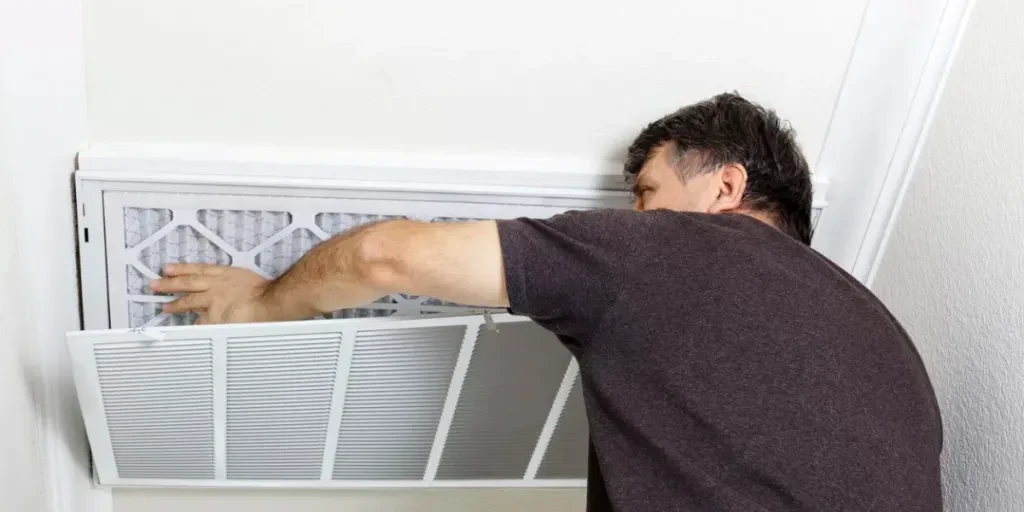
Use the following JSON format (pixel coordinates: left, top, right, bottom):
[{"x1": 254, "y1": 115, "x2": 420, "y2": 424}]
[{"x1": 483, "y1": 310, "x2": 499, "y2": 333}]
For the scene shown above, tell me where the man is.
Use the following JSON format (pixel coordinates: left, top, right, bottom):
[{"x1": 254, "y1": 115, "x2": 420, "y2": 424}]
[{"x1": 153, "y1": 93, "x2": 943, "y2": 511}]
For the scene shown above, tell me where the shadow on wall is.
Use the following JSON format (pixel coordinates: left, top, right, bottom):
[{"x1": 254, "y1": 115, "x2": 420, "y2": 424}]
[
  {"x1": 114, "y1": 487, "x2": 586, "y2": 512},
  {"x1": 20, "y1": 346, "x2": 94, "y2": 479}
]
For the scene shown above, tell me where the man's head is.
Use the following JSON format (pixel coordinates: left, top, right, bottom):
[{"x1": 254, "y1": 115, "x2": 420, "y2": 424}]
[{"x1": 624, "y1": 92, "x2": 813, "y2": 245}]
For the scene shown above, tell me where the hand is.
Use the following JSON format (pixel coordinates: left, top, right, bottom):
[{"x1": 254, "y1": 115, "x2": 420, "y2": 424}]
[{"x1": 151, "y1": 263, "x2": 274, "y2": 325}]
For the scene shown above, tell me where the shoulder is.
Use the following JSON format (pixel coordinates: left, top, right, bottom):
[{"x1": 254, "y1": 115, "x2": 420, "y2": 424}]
[
  {"x1": 495, "y1": 209, "x2": 763, "y2": 261},
  {"x1": 499, "y1": 208, "x2": 689, "y2": 239}
]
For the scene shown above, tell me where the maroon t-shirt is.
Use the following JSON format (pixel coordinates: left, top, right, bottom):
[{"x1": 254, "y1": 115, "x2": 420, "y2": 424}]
[{"x1": 496, "y1": 209, "x2": 942, "y2": 512}]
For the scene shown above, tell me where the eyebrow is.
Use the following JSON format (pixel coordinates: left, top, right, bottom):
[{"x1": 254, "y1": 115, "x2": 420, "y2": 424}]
[{"x1": 631, "y1": 176, "x2": 650, "y2": 196}]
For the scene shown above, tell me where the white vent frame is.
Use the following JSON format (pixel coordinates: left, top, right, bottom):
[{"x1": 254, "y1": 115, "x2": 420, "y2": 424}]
[
  {"x1": 68, "y1": 313, "x2": 586, "y2": 488},
  {"x1": 73, "y1": 165, "x2": 630, "y2": 489}
]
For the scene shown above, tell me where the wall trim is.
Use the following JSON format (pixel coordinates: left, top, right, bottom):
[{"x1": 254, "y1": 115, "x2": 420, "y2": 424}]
[
  {"x1": 79, "y1": 142, "x2": 627, "y2": 190},
  {"x1": 860, "y1": 0, "x2": 975, "y2": 286},
  {"x1": 811, "y1": 0, "x2": 975, "y2": 283},
  {"x1": 81, "y1": 143, "x2": 835, "y2": 206}
]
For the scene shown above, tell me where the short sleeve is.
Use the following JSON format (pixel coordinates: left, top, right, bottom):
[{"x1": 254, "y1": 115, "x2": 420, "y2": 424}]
[{"x1": 496, "y1": 209, "x2": 642, "y2": 341}]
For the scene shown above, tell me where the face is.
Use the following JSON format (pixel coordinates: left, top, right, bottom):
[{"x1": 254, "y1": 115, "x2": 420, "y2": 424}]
[{"x1": 632, "y1": 144, "x2": 738, "y2": 213}]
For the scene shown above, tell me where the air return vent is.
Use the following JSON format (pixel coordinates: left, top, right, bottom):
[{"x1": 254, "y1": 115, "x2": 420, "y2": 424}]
[
  {"x1": 68, "y1": 314, "x2": 587, "y2": 487},
  {"x1": 70, "y1": 167, "x2": 628, "y2": 488}
]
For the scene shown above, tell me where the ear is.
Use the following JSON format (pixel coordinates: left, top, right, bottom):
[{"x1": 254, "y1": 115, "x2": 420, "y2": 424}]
[{"x1": 708, "y1": 163, "x2": 747, "y2": 213}]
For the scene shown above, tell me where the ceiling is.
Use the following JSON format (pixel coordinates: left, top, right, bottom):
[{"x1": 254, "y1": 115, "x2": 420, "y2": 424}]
[{"x1": 86, "y1": 0, "x2": 868, "y2": 169}]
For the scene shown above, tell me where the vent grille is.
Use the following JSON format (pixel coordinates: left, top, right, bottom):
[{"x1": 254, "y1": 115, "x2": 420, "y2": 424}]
[
  {"x1": 72, "y1": 306, "x2": 590, "y2": 486},
  {"x1": 95, "y1": 339, "x2": 215, "y2": 480},
  {"x1": 332, "y1": 326, "x2": 464, "y2": 480},
  {"x1": 226, "y1": 334, "x2": 342, "y2": 480},
  {"x1": 537, "y1": 376, "x2": 589, "y2": 479},
  {"x1": 436, "y1": 322, "x2": 573, "y2": 480}
]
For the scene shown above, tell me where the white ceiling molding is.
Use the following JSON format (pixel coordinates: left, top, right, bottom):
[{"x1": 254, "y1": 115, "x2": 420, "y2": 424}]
[
  {"x1": 78, "y1": 143, "x2": 628, "y2": 197},
  {"x1": 811, "y1": 0, "x2": 976, "y2": 284},
  {"x1": 78, "y1": 142, "x2": 629, "y2": 189},
  {"x1": 78, "y1": 142, "x2": 831, "y2": 208}
]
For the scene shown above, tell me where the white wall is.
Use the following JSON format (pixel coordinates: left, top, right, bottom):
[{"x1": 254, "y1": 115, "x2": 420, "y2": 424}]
[
  {"x1": 0, "y1": 0, "x2": 96, "y2": 511},
  {"x1": 873, "y1": 0, "x2": 1024, "y2": 510},
  {"x1": 0, "y1": 117, "x2": 50, "y2": 512},
  {"x1": 85, "y1": 0, "x2": 867, "y2": 168}
]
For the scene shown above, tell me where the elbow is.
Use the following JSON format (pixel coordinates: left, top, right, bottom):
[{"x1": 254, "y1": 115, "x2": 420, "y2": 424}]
[{"x1": 353, "y1": 223, "x2": 406, "y2": 292}]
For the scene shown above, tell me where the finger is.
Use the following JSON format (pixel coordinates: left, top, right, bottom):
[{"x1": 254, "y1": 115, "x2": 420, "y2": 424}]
[
  {"x1": 163, "y1": 263, "x2": 224, "y2": 277},
  {"x1": 150, "y1": 275, "x2": 210, "y2": 294},
  {"x1": 193, "y1": 312, "x2": 207, "y2": 326},
  {"x1": 162, "y1": 293, "x2": 211, "y2": 314}
]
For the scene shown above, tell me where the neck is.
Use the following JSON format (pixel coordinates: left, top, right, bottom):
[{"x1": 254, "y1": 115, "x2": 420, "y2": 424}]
[{"x1": 735, "y1": 208, "x2": 777, "y2": 227}]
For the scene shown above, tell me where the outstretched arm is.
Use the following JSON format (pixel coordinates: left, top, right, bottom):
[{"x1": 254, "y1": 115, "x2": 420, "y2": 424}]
[{"x1": 152, "y1": 220, "x2": 509, "y2": 324}]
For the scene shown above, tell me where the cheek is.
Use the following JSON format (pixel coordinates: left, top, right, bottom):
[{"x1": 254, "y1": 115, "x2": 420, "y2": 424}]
[
  {"x1": 646, "y1": 185, "x2": 699, "y2": 212},
  {"x1": 679, "y1": 177, "x2": 721, "y2": 212},
  {"x1": 641, "y1": 180, "x2": 717, "y2": 213}
]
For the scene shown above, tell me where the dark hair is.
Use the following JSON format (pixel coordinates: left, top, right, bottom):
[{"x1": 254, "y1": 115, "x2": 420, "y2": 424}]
[{"x1": 624, "y1": 92, "x2": 814, "y2": 245}]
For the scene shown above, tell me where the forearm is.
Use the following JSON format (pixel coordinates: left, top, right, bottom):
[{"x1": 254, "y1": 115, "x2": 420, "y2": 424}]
[
  {"x1": 259, "y1": 219, "x2": 509, "y2": 320},
  {"x1": 260, "y1": 222, "x2": 397, "y2": 320},
  {"x1": 155, "y1": 218, "x2": 509, "y2": 323}
]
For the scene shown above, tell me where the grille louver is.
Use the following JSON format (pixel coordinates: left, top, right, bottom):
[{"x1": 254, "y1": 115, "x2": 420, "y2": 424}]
[
  {"x1": 68, "y1": 315, "x2": 589, "y2": 487},
  {"x1": 537, "y1": 376, "x2": 589, "y2": 479},
  {"x1": 226, "y1": 334, "x2": 342, "y2": 480},
  {"x1": 436, "y1": 322, "x2": 572, "y2": 480},
  {"x1": 94, "y1": 339, "x2": 216, "y2": 480},
  {"x1": 332, "y1": 326, "x2": 464, "y2": 480}
]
